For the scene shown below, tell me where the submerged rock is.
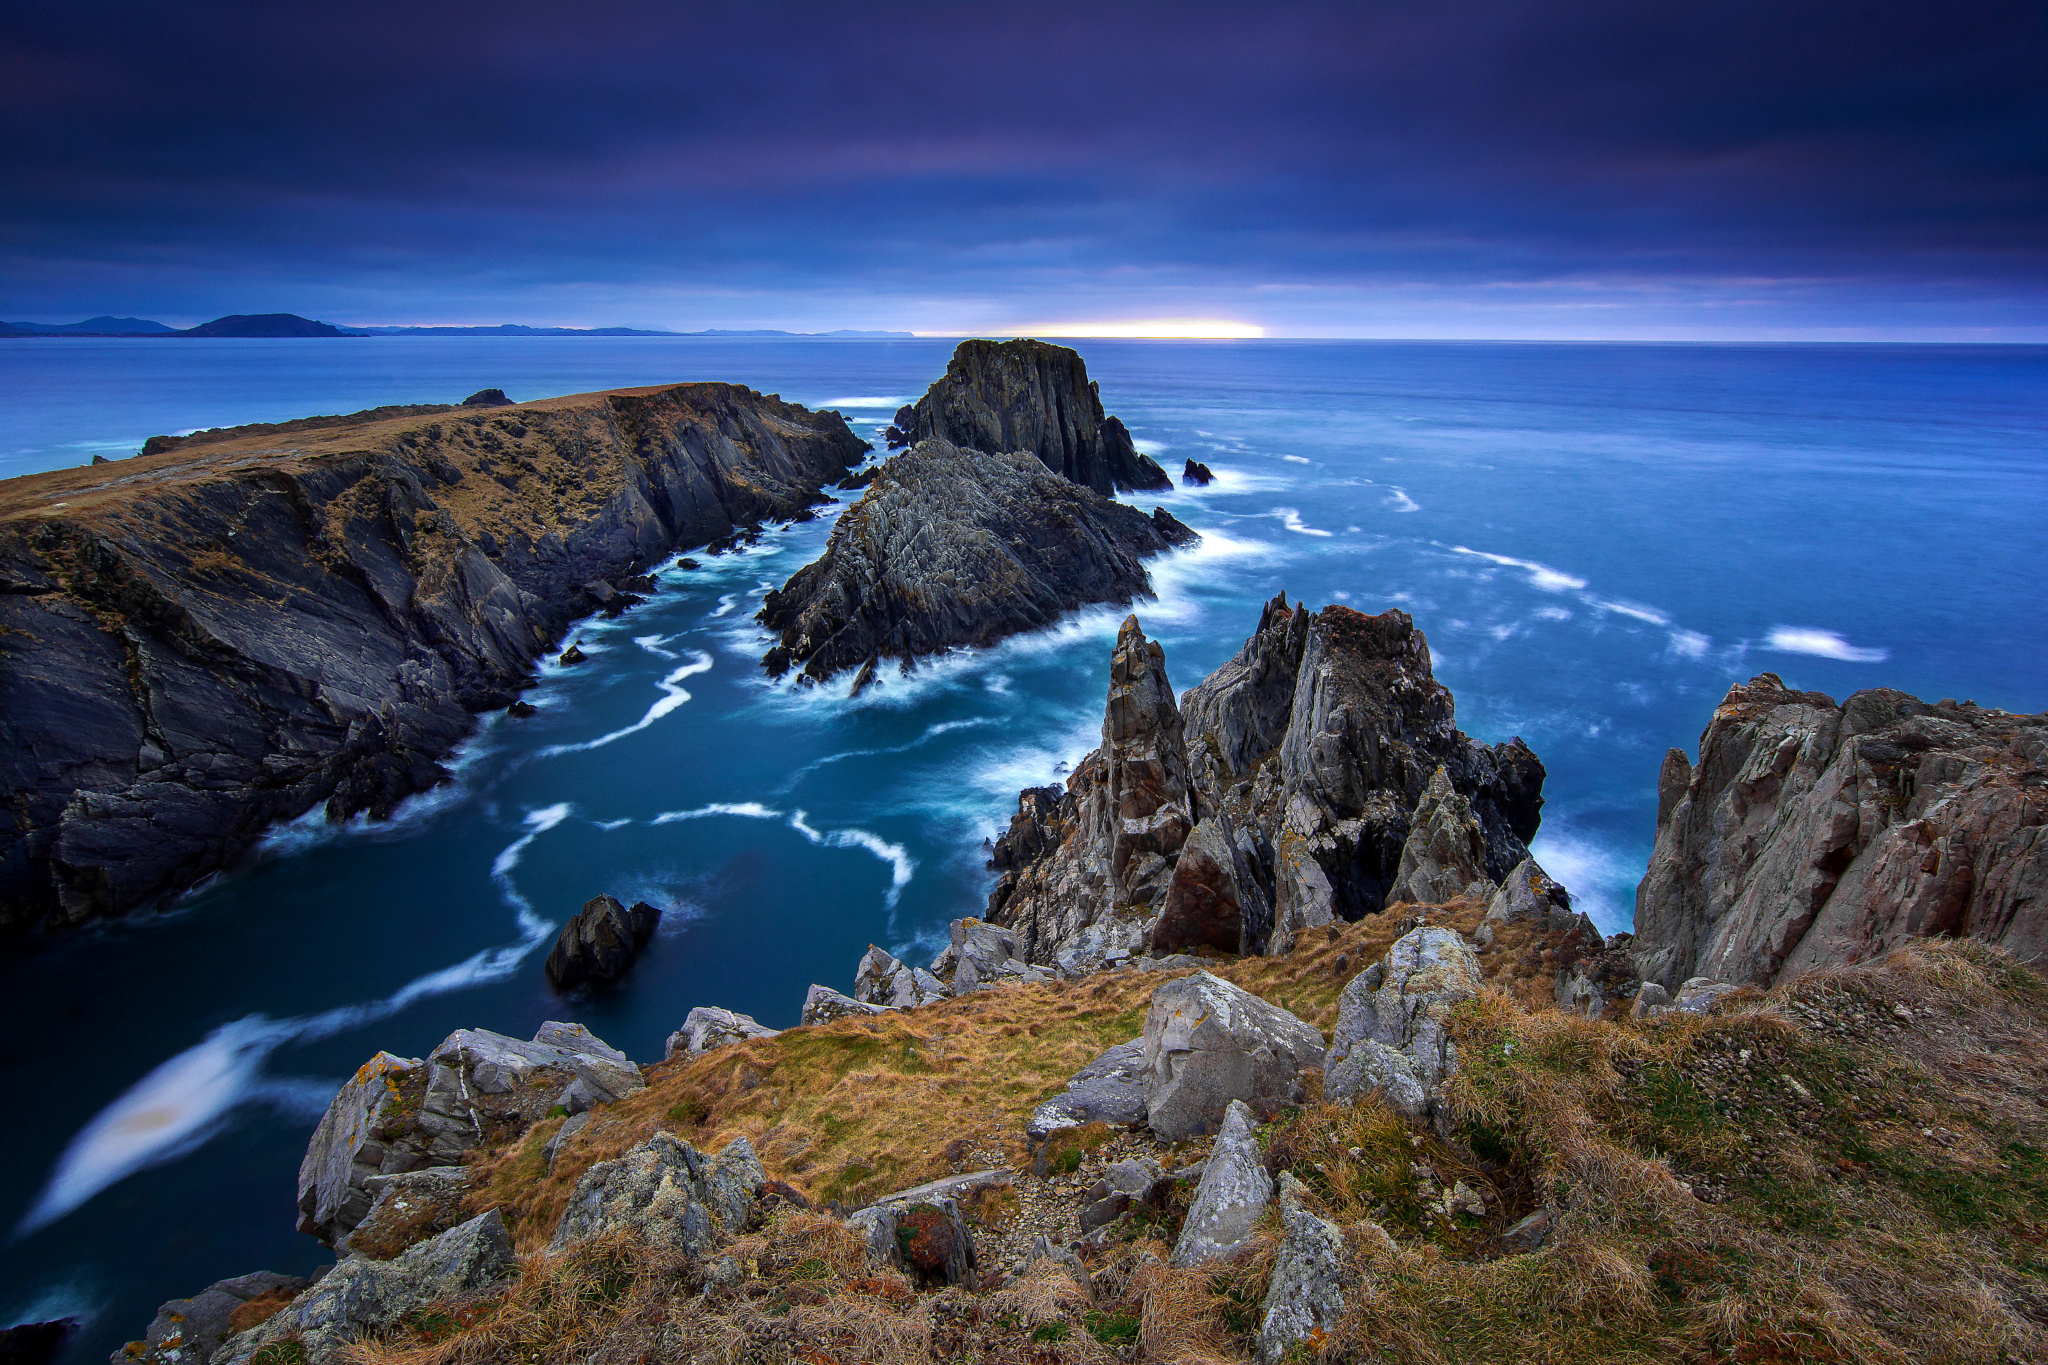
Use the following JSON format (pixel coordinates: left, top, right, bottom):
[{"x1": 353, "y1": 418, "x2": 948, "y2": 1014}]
[
  {"x1": 1324, "y1": 926, "x2": 1482, "y2": 1118},
  {"x1": 1142, "y1": 971, "x2": 1326, "y2": 1141},
  {"x1": 1631, "y1": 675, "x2": 2048, "y2": 987},
  {"x1": 1182, "y1": 458, "x2": 1215, "y2": 486},
  {"x1": 757, "y1": 440, "x2": 1194, "y2": 687},
  {"x1": 888, "y1": 338, "x2": 1170, "y2": 493},
  {"x1": 544, "y1": 894, "x2": 659, "y2": 990}
]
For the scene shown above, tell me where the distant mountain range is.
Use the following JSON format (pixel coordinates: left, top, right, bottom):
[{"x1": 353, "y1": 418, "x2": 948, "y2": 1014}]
[{"x1": 0, "y1": 312, "x2": 915, "y2": 339}]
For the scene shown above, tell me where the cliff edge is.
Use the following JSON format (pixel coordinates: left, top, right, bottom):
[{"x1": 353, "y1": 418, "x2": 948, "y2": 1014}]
[{"x1": 0, "y1": 383, "x2": 863, "y2": 937}]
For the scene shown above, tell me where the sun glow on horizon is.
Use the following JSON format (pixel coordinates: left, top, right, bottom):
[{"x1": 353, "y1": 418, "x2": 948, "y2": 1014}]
[{"x1": 940, "y1": 318, "x2": 1266, "y2": 339}]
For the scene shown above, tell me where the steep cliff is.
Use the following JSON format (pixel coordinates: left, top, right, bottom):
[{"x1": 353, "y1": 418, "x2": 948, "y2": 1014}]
[
  {"x1": 757, "y1": 440, "x2": 1195, "y2": 688},
  {"x1": 1632, "y1": 673, "x2": 2048, "y2": 988},
  {"x1": 988, "y1": 594, "x2": 1546, "y2": 969},
  {"x1": 885, "y1": 339, "x2": 1171, "y2": 494},
  {"x1": 0, "y1": 383, "x2": 863, "y2": 937}
]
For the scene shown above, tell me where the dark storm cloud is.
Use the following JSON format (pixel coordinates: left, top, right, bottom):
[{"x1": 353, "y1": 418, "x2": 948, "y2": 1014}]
[{"x1": 1, "y1": 0, "x2": 2042, "y2": 329}]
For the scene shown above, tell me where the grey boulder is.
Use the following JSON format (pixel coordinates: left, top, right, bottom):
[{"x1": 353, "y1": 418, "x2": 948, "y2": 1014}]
[
  {"x1": 1386, "y1": 767, "x2": 1497, "y2": 907},
  {"x1": 932, "y1": 917, "x2": 1054, "y2": 992},
  {"x1": 1632, "y1": 977, "x2": 1739, "y2": 1021},
  {"x1": 1255, "y1": 1172, "x2": 1351, "y2": 1364},
  {"x1": 550, "y1": 1131, "x2": 762, "y2": 1255},
  {"x1": 1170, "y1": 1100, "x2": 1272, "y2": 1266},
  {"x1": 216, "y1": 1210, "x2": 514, "y2": 1365},
  {"x1": 666, "y1": 1006, "x2": 780, "y2": 1059},
  {"x1": 1324, "y1": 926, "x2": 1482, "y2": 1118},
  {"x1": 854, "y1": 944, "x2": 948, "y2": 1007},
  {"x1": 800, "y1": 984, "x2": 890, "y2": 1026},
  {"x1": 1027, "y1": 1039, "x2": 1148, "y2": 1140},
  {"x1": 118, "y1": 1271, "x2": 308, "y2": 1365},
  {"x1": 1142, "y1": 971, "x2": 1326, "y2": 1141},
  {"x1": 343, "y1": 1166, "x2": 472, "y2": 1259},
  {"x1": 846, "y1": 1198, "x2": 977, "y2": 1287}
]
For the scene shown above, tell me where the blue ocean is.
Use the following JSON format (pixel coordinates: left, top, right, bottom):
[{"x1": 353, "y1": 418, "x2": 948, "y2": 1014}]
[{"x1": 2, "y1": 337, "x2": 2044, "y2": 1359}]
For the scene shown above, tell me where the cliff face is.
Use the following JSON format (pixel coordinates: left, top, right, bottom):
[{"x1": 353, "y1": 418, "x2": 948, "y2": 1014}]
[
  {"x1": 757, "y1": 440, "x2": 1195, "y2": 688},
  {"x1": 0, "y1": 383, "x2": 863, "y2": 937},
  {"x1": 1631, "y1": 673, "x2": 2048, "y2": 988},
  {"x1": 988, "y1": 595, "x2": 1546, "y2": 970},
  {"x1": 886, "y1": 339, "x2": 1171, "y2": 494}
]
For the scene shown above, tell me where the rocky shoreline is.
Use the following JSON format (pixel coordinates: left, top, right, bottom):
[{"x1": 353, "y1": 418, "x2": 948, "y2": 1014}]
[{"x1": 0, "y1": 383, "x2": 865, "y2": 939}]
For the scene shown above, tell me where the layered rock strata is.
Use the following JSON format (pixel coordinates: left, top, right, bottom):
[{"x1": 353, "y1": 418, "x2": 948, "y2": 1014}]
[
  {"x1": 757, "y1": 440, "x2": 1194, "y2": 688},
  {"x1": 1631, "y1": 674, "x2": 2048, "y2": 988},
  {"x1": 0, "y1": 383, "x2": 863, "y2": 936},
  {"x1": 988, "y1": 594, "x2": 1546, "y2": 971},
  {"x1": 884, "y1": 338, "x2": 1170, "y2": 493}
]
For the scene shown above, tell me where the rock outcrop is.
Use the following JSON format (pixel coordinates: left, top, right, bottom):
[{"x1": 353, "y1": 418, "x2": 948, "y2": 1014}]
[
  {"x1": 1142, "y1": 970, "x2": 1326, "y2": 1140},
  {"x1": 884, "y1": 338, "x2": 1170, "y2": 494},
  {"x1": 854, "y1": 944, "x2": 948, "y2": 1007},
  {"x1": 0, "y1": 383, "x2": 863, "y2": 939},
  {"x1": 1169, "y1": 1099, "x2": 1273, "y2": 1266},
  {"x1": 756, "y1": 440, "x2": 1194, "y2": 688},
  {"x1": 1255, "y1": 1172, "x2": 1351, "y2": 1363},
  {"x1": 666, "y1": 1006, "x2": 779, "y2": 1059},
  {"x1": 989, "y1": 594, "x2": 1546, "y2": 971},
  {"x1": 119, "y1": 1272, "x2": 307, "y2": 1365},
  {"x1": 1182, "y1": 458, "x2": 1214, "y2": 486},
  {"x1": 1631, "y1": 675, "x2": 2048, "y2": 988},
  {"x1": 543, "y1": 895, "x2": 659, "y2": 990},
  {"x1": 847, "y1": 1199, "x2": 978, "y2": 1288},
  {"x1": 1027, "y1": 1039, "x2": 1148, "y2": 1140},
  {"x1": 551, "y1": 1132, "x2": 764, "y2": 1254},
  {"x1": 800, "y1": 984, "x2": 889, "y2": 1025},
  {"x1": 1324, "y1": 926, "x2": 1482, "y2": 1119}
]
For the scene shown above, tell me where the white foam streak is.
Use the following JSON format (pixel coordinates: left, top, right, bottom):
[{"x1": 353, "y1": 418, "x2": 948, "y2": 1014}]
[
  {"x1": 634, "y1": 634, "x2": 678, "y2": 659},
  {"x1": 787, "y1": 810, "x2": 916, "y2": 912},
  {"x1": 1386, "y1": 487, "x2": 1420, "y2": 513},
  {"x1": 1450, "y1": 546, "x2": 1588, "y2": 592},
  {"x1": 1765, "y1": 627, "x2": 1889, "y2": 663},
  {"x1": 1583, "y1": 596, "x2": 1670, "y2": 626},
  {"x1": 822, "y1": 396, "x2": 912, "y2": 408},
  {"x1": 708, "y1": 594, "x2": 738, "y2": 618},
  {"x1": 651, "y1": 801, "x2": 782, "y2": 824},
  {"x1": 1270, "y1": 507, "x2": 1333, "y2": 537},
  {"x1": 536, "y1": 651, "x2": 713, "y2": 757},
  {"x1": 1669, "y1": 629, "x2": 1712, "y2": 659}
]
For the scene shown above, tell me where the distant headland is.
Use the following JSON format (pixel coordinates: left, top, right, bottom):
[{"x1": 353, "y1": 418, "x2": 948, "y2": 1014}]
[{"x1": 0, "y1": 312, "x2": 915, "y2": 338}]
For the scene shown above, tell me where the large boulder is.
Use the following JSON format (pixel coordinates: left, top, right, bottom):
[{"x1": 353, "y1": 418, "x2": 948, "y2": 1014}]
[
  {"x1": 343, "y1": 1167, "x2": 473, "y2": 1259},
  {"x1": 886, "y1": 338, "x2": 1171, "y2": 494},
  {"x1": 544, "y1": 895, "x2": 659, "y2": 990},
  {"x1": 1255, "y1": 1172, "x2": 1351, "y2": 1363},
  {"x1": 1169, "y1": 1100, "x2": 1272, "y2": 1266},
  {"x1": 1386, "y1": 767, "x2": 1497, "y2": 906},
  {"x1": 854, "y1": 944, "x2": 948, "y2": 1007},
  {"x1": 1324, "y1": 927, "x2": 1482, "y2": 1118},
  {"x1": 116, "y1": 1272, "x2": 307, "y2": 1365},
  {"x1": 1027, "y1": 1039, "x2": 1148, "y2": 1140},
  {"x1": 846, "y1": 1199, "x2": 978, "y2": 1287},
  {"x1": 216, "y1": 1211, "x2": 515, "y2": 1365},
  {"x1": 800, "y1": 984, "x2": 890, "y2": 1025},
  {"x1": 297, "y1": 1024, "x2": 643, "y2": 1246},
  {"x1": 1149, "y1": 811, "x2": 1272, "y2": 956},
  {"x1": 666, "y1": 1006, "x2": 780, "y2": 1060},
  {"x1": 1142, "y1": 971, "x2": 1326, "y2": 1141},
  {"x1": 551, "y1": 1132, "x2": 763, "y2": 1254},
  {"x1": 1631, "y1": 676, "x2": 2048, "y2": 988},
  {"x1": 1483, "y1": 858, "x2": 1577, "y2": 932},
  {"x1": 930, "y1": 918, "x2": 1055, "y2": 992}
]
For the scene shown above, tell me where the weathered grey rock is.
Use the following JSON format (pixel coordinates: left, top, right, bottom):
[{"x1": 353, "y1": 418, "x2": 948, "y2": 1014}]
[
  {"x1": 854, "y1": 944, "x2": 948, "y2": 1007},
  {"x1": 118, "y1": 1272, "x2": 307, "y2": 1365},
  {"x1": 932, "y1": 917, "x2": 1056, "y2": 992},
  {"x1": 1325, "y1": 927, "x2": 1482, "y2": 1118},
  {"x1": 0, "y1": 384, "x2": 863, "y2": 940},
  {"x1": 543, "y1": 1111, "x2": 590, "y2": 1171},
  {"x1": 1632, "y1": 675, "x2": 2048, "y2": 988},
  {"x1": 1386, "y1": 767, "x2": 1498, "y2": 906},
  {"x1": 865, "y1": 1169, "x2": 1013, "y2": 1211},
  {"x1": 217, "y1": 1211, "x2": 514, "y2": 1365},
  {"x1": 1027, "y1": 1039, "x2": 1149, "y2": 1140},
  {"x1": 1150, "y1": 811, "x2": 1272, "y2": 956},
  {"x1": 297, "y1": 1024, "x2": 642, "y2": 1247},
  {"x1": 1632, "y1": 977, "x2": 1739, "y2": 1021},
  {"x1": 1143, "y1": 971, "x2": 1327, "y2": 1141},
  {"x1": 758, "y1": 440, "x2": 1194, "y2": 688},
  {"x1": 343, "y1": 1167, "x2": 472, "y2": 1259},
  {"x1": 800, "y1": 983, "x2": 890, "y2": 1025},
  {"x1": 846, "y1": 1199, "x2": 977, "y2": 1286},
  {"x1": 1484, "y1": 858, "x2": 1578, "y2": 931},
  {"x1": 1499, "y1": 1208, "x2": 1552, "y2": 1254},
  {"x1": 886, "y1": 338, "x2": 1170, "y2": 494},
  {"x1": 1170, "y1": 1100, "x2": 1272, "y2": 1266},
  {"x1": 551, "y1": 1131, "x2": 759, "y2": 1254},
  {"x1": 1255, "y1": 1172, "x2": 1350, "y2": 1364},
  {"x1": 666, "y1": 1006, "x2": 779, "y2": 1060},
  {"x1": 544, "y1": 895, "x2": 659, "y2": 989},
  {"x1": 1080, "y1": 1157, "x2": 1164, "y2": 1233}
]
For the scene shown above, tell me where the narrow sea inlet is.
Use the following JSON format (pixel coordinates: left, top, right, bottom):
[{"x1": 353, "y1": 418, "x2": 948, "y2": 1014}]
[{"x1": 2, "y1": 336, "x2": 2043, "y2": 1359}]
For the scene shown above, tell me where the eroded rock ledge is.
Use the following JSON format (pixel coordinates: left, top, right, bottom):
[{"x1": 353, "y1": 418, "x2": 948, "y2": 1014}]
[
  {"x1": 884, "y1": 338, "x2": 1171, "y2": 494},
  {"x1": 0, "y1": 383, "x2": 863, "y2": 936},
  {"x1": 757, "y1": 440, "x2": 1195, "y2": 689}
]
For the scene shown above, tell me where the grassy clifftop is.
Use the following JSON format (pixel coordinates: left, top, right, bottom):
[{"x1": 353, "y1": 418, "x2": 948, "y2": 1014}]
[{"x1": 384, "y1": 918, "x2": 2046, "y2": 1365}]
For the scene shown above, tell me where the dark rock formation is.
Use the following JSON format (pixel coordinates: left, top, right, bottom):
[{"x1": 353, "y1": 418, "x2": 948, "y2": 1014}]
[
  {"x1": 177, "y1": 313, "x2": 350, "y2": 338},
  {"x1": 757, "y1": 440, "x2": 1195, "y2": 688},
  {"x1": 988, "y1": 593, "x2": 1546, "y2": 970},
  {"x1": 1631, "y1": 674, "x2": 2047, "y2": 988},
  {"x1": 544, "y1": 895, "x2": 660, "y2": 989},
  {"x1": 460, "y1": 388, "x2": 512, "y2": 407},
  {"x1": 0, "y1": 383, "x2": 862, "y2": 942},
  {"x1": 0, "y1": 1320, "x2": 72, "y2": 1365},
  {"x1": 139, "y1": 402, "x2": 459, "y2": 457},
  {"x1": 118, "y1": 1272, "x2": 307, "y2": 1365},
  {"x1": 886, "y1": 339, "x2": 1170, "y2": 494},
  {"x1": 1182, "y1": 458, "x2": 1214, "y2": 486}
]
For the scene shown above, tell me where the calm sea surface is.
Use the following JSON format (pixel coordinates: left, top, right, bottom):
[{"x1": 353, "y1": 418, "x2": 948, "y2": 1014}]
[{"x1": 3, "y1": 337, "x2": 2044, "y2": 1357}]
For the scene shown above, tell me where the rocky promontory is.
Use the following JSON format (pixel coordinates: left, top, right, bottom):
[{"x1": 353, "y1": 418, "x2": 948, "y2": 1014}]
[
  {"x1": 0, "y1": 383, "x2": 863, "y2": 938},
  {"x1": 757, "y1": 440, "x2": 1195, "y2": 689},
  {"x1": 988, "y1": 595, "x2": 1547, "y2": 971},
  {"x1": 884, "y1": 338, "x2": 1171, "y2": 494},
  {"x1": 1631, "y1": 672, "x2": 2047, "y2": 988}
]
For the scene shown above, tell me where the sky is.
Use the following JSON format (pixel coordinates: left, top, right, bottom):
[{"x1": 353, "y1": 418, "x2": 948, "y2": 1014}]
[{"x1": 3, "y1": 1, "x2": 2045, "y2": 339}]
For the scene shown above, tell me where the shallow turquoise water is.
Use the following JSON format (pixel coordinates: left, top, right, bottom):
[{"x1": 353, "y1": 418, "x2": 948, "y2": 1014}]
[{"x1": 1, "y1": 337, "x2": 2043, "y2": 1357}]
